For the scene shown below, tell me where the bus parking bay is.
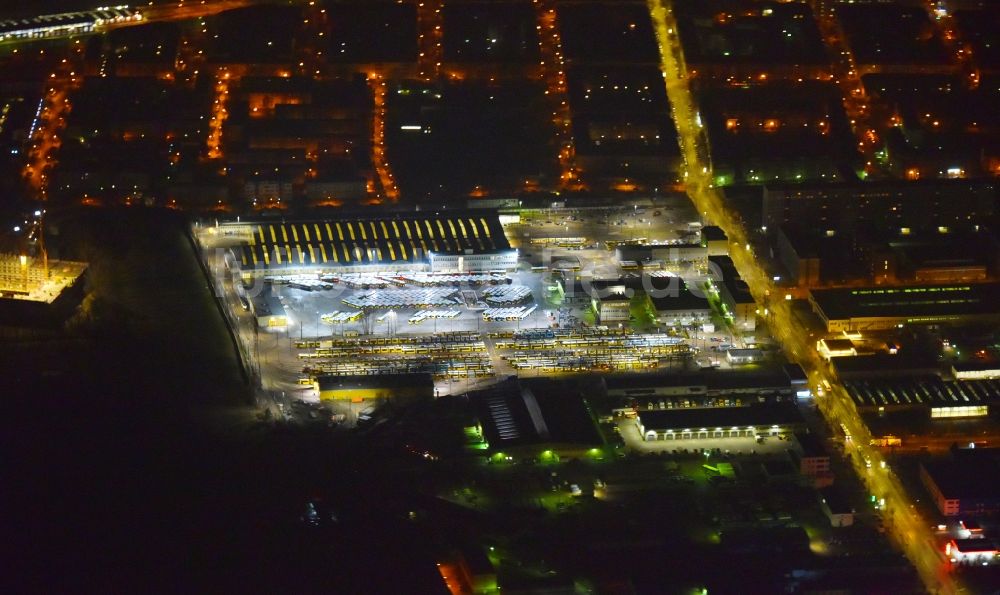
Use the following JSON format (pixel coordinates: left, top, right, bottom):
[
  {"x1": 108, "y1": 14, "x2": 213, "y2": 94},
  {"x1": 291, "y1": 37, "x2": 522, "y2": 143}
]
[{"x1": 255, "y1": 270, "x2": 697, "y2": 393}]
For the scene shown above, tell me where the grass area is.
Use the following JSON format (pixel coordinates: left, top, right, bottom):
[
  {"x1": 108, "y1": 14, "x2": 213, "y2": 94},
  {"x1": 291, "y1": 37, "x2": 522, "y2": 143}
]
[
  {"x1": 629, "y1": 293, "x2": 657, "y2": 331},
  {"x1": 60, "y1": 208, "x2": 245, "y2": 399},
  {"x1": 543, "y1": 282, "x2": 565, "y2": 308}
]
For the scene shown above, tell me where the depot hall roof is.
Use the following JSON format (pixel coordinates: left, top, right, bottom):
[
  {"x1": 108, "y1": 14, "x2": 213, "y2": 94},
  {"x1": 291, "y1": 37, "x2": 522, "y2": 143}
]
[{"x1": 239, "y1": 210, "x2": 510, "y2": 269}]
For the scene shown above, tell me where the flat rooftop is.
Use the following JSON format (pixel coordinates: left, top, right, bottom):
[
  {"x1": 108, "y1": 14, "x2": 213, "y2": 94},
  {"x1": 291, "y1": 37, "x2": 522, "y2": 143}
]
[
  {"x1": 315, "y1": 372, "x2": 434, "y2": 393},
  {"x1": 607, "y1": 369, "x2": 794, "y2": 393},
  {"x1": 473, "y1": 377, "x2": 603, "y2": 447},
  {"x1": 795, "y1": 431, "x2": 827, "y2": 458},
  {"x1": 650, "y1": 285, "x2": 713, "y2": 313},
  {"x1": 820, "y1": 338, "x2": 855, "y2": 352},
  {"x1": 922, "y1": 458, "x2": 1000, "y2": 501},
  {"x1": 819, "y1": 487, "x2": 852, "y2": 515},
  {"x1": 708, "y1": 255, "x2": 754, "y2": 304},
  {"x1": 784, "y1": 363, "x2": 807, "y2": 384},
  {"x1": 952, "y1": 539, "x2": 998, "y2": 553},
  {"x1": 702, "y1": 226, "x2": 727, "y2": 242},
  {"x1": 831, "y1": 354, "x2": 939, "y2": 378},
  {"x1": 637, "y1": 403, "x2": 804, "y2": 431},
  {"x1": 810, "y1": 283, "x2": 1000, "y2": 322}
]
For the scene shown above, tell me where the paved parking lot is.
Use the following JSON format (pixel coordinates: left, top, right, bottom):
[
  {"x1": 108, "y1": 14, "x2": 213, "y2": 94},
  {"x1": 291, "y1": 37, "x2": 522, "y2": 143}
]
[{"x1": 198, "y1": 206, "x2": 753, "y2": 416}]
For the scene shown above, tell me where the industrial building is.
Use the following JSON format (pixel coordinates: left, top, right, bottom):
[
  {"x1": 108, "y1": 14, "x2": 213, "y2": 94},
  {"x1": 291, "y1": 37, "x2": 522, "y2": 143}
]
[
  {"x1": 726, "y1": 348, "x2": 764, "y2": 365},
  {"x1": 791, "y1": 431, "x2": 832, "y2": 483},
  {"x1": 471, "y1": 377, "x2": 604, "y2": 456},
  {"x1": 249, "y1": 284, "x2": 287, "y2": 328},
  {"x1": 947, "y1": 540, "x2": 997, "y2": 564},
  {"x1": 614, "y1": 243, "x2": 707, "y2": 271},
  {"x1": 842, "y1": 375, "x2": 1000, "y2": 419},
  {"x1": 593, "y1": 291, "x2": 630, "y2": 324},
  {"x1": 313, "y1": 372, "x2": 434, "y2": 402},
  {"x1": 760, "y1": 180, "x2": 996, "y2": 234},
  {"x1": 830, "y1": 354, "x2": 940, "y2": 380},
  {"x1": 581, "y1": 274, "x2": 714, "y2": 327},
  {"x1": 809, "y1": 283, "x2": 1000, "y2": 332},
  {"x1": 920, "y1": 449, "x2": 1000, "y2": 517},
  {"x1": 612, "y1": 368, "x2": 814, "y2": 444},
  {"x1": 774, "y1": 226, "x2": 999, "y2": 288},
  {"x1": 231, "y1": 211, "x2": 517, "y2": 278},
  {"x1": 606, "y1": 369, "x2": 800, "y2": 408},
  {"x1": 701, "y1": 225, "x2": 728, "y2": 256},
  {"x1": 817, "y1": 338, "x2": 858, "y2": 360},
  {"x1": 952, "y1": 362, "x2": 1000, "y2": 381},
  {"x1": 649, "y1": 283, "x2": 713, "y2": 327},
  {"x1": 709, "y1": 255, "x2": 756, "y2": 331},
  {"x1": 819, "y1": 487, "x2": 854, "y2": 527},
  {"x1": 781, "y1": 363, "x2": 810, "y2": 398},
  {"x1": 635, "y1": 403, "x2": 805, "y2": 441}
]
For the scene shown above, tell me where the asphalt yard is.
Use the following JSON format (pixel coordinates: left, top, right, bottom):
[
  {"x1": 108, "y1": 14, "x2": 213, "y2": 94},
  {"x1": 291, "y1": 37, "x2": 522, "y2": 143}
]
[{"x1": 246, "y1": 272, "x2": 705, "y2": 404}]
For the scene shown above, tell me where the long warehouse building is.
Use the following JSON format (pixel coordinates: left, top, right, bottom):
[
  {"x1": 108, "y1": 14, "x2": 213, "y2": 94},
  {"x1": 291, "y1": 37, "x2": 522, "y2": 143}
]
[
  {"x1": 232, "y1": 211, "x2": 517, "y2": 277},
  {"x1": 808, "y1": 283, "x2": 1000, "y2": 332}
]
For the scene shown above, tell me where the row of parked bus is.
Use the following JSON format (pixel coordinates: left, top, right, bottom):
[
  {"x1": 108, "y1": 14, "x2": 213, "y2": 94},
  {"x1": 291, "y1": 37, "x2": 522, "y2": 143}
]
[
  {"x1": 302, "y1": 354, "x2": 493, "y2": 379},
  {"x1": 294, "y1": 331, "x2": 482, "y2": 350},
  {"x1": 302, "y1": 338, "x2": 486, "y2": 357},
  {"x1": 502, "y1": 350, "x2": 660, "y2": 372},
  {"x1": 481, "y1": 285, "x2": 532, "y2": 305},
  {"x1": 320, "y1": 310, "x2": 363, "y2": 324},
  {"x1": 343, "y1": 287, "x2": 461, "y2": 309},
  {"x1": 482, "y1": 305, "x2": 537, "y2": 322},
  {"x1": 408, "y1": 310, "x2": 461, "y2": 324}
]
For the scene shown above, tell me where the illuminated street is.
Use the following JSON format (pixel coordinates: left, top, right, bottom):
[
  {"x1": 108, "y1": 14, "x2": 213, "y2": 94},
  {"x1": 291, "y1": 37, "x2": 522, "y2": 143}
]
[
  {"x1": 205, "y1": 69, "x2": 229, "y2": 161},
  {"x1": 4, "y1": 0, "x2": 1000, "y2": 591},
  {"x1": 368, "y1": 72, "x2": 399, "y2": 202},
  {"x1": 534, "y1": 0, "x2": 579, "y2": 188},
  {"x1": 22, "y1": 59, "x2": 79, "y2": 200},
  {"x1": 416, "y1": 0, "x2": 444, "y2": 81},
  {"x1": 650, "y1": 0, "x2": 960, "y2": 591}
]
